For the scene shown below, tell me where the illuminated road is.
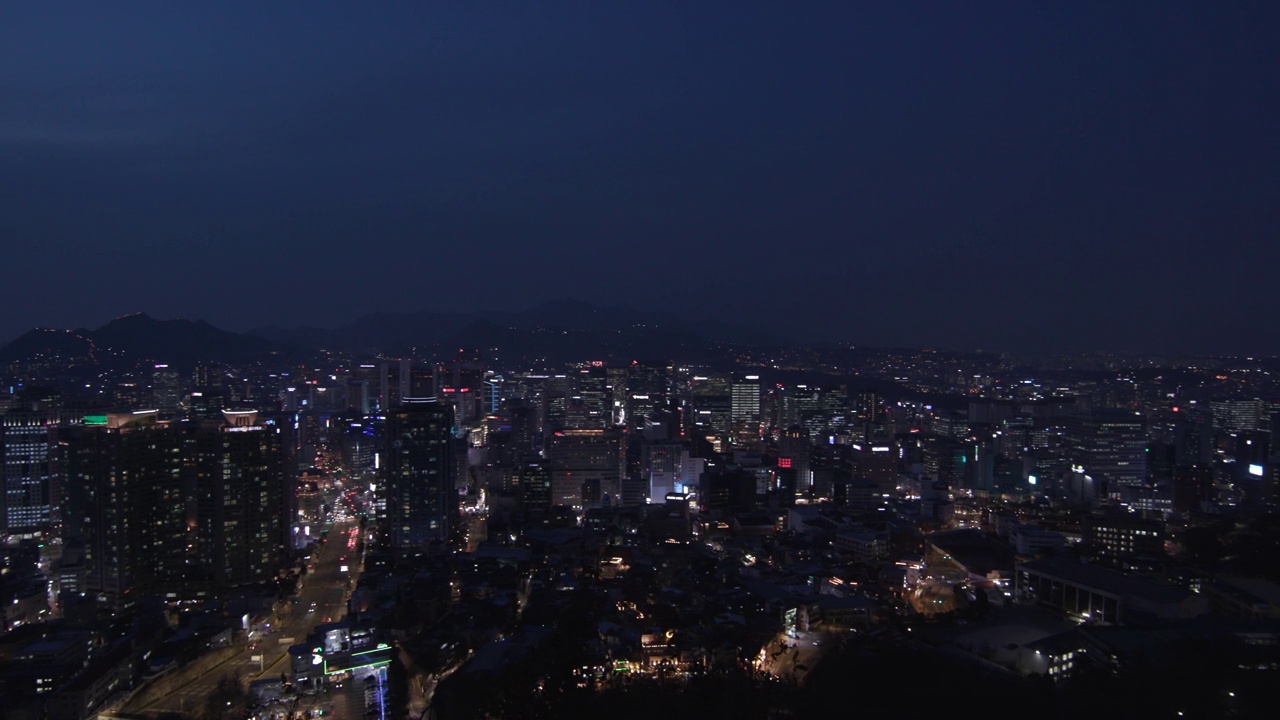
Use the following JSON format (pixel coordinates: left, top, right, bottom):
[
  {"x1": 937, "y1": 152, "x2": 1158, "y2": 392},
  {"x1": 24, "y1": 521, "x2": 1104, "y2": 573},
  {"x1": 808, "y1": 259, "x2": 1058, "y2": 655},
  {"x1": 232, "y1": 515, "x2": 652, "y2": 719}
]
[{"x1": 121, "y1": 519, "x2": 362, "y2": 717}]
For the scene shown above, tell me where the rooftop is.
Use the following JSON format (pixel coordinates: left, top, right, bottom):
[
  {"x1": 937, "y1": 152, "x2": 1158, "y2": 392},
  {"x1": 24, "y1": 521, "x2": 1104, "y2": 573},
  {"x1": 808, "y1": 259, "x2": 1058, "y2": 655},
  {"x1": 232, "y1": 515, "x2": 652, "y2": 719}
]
[
  {"x1": 928, "y1": 529, "x2": 1016, "y2": 575},
  {"x1": 1018, "y1": 557, "x2": 1192, "y2": 606}
]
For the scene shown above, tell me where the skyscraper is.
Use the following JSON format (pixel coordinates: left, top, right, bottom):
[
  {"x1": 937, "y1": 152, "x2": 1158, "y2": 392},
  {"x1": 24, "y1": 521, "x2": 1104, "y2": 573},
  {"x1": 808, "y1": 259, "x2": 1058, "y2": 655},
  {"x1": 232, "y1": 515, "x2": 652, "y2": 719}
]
[
  {"x1": 625, "y1": 362, "x2": 669, "y2": 433},
  {"x1": 689, "y1": 373, "x2": 731, "y2": 443},
  {"x1": 730, "y1": 375, "x2": 761, "y2": 449},
  {"x1": 517, "y1": 456, "x2": 552, "y2": 519},
  {"x1": 1, "y1": 411, "x2": 58, "y2": 539},
  {"x1": 63, "y1": 410, "x2": 287, "y2": 611},
  {"x1": 193, "y1": 410, "x2": 286, "y2": 588},
  {"x1": 437, "y1": 349, "x2": 486, "y2": 425},
  {"x1": 778, "y1": 425, "x2": 812, "y2": 499},
  {"x1": 63, "y1": 412, "x2": 188, "y2": 610},
  {"x1": 151, "y1": 364, "x2": 181, "y2": 411},
  {"x1": 383, "y1": 399, "x2": 456, "y2": 549},
  {"x1": 566, "y1": 368, "x2": 610, "y2": 430},
  {"x1": 380, "y1": 359, "x2": 412, "y2": 410}
]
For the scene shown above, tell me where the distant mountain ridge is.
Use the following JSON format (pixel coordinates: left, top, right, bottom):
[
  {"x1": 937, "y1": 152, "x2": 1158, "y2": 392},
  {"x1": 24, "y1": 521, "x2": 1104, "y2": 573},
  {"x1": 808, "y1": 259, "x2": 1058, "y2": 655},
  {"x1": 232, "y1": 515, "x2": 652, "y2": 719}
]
[
  {"x1": 0, "y1": 312, "x2": 277, "y2": 369},
  {"x1": 0, "y1": 300, "x2": 772, "y2": 370},
  {"x1": 246, "y1": 298, "x2": 771, "y2": 355}
]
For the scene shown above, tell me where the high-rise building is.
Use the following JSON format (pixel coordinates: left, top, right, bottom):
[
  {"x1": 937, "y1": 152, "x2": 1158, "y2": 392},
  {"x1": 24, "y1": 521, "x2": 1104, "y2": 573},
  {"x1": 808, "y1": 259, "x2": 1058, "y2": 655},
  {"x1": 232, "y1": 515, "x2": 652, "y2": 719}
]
[
  {"x1": 353, "y1": 364, "x2": 380, "y2": 414},
  {"x1": 194, "y1": 410, "x2": 287, "y2": 588},
  {"x1": 851, "y1": 441, "x2": 899, "y2": 493},
  {"x1": 689, "y1": 373, "x2": 731, "y2": 442},
  {"x1": 64, "y1": 412, "x2": 187, "y2": 609},
  {"x1": 539, "y1": 374, "x2": 571, "y2": 439},
  {"x1": 813, "y1": 386, "x2": 848, "y2": 440},
  {"x1": 113, "y1": 382, "x2": 147, "y2": 409},
  {"x1": 1173, "y1": 463, "x2": 1213, "y2": 513},
  {"x1": 607, "y1": 367, "x2": 629, "y2": 426},
  {"x1": 63, "y1": 410, "x2": 287, "y2": 611},
  {"x1": 1067, "y1": 410, "x2": 1148, "y2": 494},
  {"x1": 963, "y1": 427, "x2": 998, "y2": 493},
  {"x1": 777, "y1": 385, "x2": 823, "y2": 433},
  {"x1": 483, "y1": 374, "x2": 504, "y2": 416},
  {"x1": 809, "y1": 441, "x2": 851, "y2": 499},
  {"x1": 1174, "y1": 405, "x2": 1213, "y2": 466},
  {"x1": 566, "y1": 368, "x2": 610, "y2": 430},
  {"x1": 517, "y1": 456, "x2": 552, "y2": 518},
  {"x1": 1211, "y1": 399, "x2": 1270, "y2": 434},
  {"x1": 549, "y1": 429, "x2": 622, "y2": 510},
  {"x1": 383, "y1": 399, "x2": 456, "y2": 549},
  {"x1": 187, "y1": 388, "x2": 226, "y2": 420},
  {"x1": 856, "y1": 389, "x2": 882, "y2": 427},
  {"x1": 626, "y1": 362, "x2": 669, "y2": 433},
  {"x1": 730, "y1": 375, "x2": 761, "y2": 449},
  {"x1": 645, "y1": 440, "x2": 683, "y2": 501},
  {"x1": 1233, "y1": 431, "x2": 1271, "y2": 506},
  {"x1": 408, "y1": 364, "x2": 436, "y2": 399},
  {"x1": 379, "y1": 359, "x2": 412, "y2": 410},
  {"x1": 1, "y1": 411, "x2": 58, "y2": 539},
  {"x1": 437, "y1": 350, "x2": 486, "y2": 426},
  {"x1": 339, "y1": 413, "x2": 379, "y2": 477},
  {"x1": 778, "y1": 426, "x2": 813, "y2": 498},
  {"x1": 151, "y1": 364, "x2": 181, "y2": 411},
  {"x1": 188, "y1": 365, "x2": 226, "y2": 419}
]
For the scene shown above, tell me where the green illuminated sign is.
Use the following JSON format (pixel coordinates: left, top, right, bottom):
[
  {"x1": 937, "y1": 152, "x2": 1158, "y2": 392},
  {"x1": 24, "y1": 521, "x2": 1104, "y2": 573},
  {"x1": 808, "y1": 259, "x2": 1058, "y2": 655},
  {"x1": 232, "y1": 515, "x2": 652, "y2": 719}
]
[
  {"x1": 325, "y1": 659, "x2": 389, "y2": 675},
  {"x1": 84, "y1": 415, "x2": 108, "y2": 426}
]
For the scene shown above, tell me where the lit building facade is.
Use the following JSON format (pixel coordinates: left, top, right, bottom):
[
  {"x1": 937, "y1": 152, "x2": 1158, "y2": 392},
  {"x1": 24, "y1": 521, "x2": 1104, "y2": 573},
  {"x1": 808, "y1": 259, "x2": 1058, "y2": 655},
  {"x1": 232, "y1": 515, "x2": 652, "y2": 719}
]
[
  {"x1": 549, "y1": 428, "x2": 622, "y2": 510},
  {"x1": 730, "y1": 375, "x2": 761, "y2": 449},
  {"x1": 63, "y1": 410, "x2": 287, "y2": 611},
  {"x1": 2, "y1": 411, "x2": 58, "y2": 539},
  {"x1": 383, "y1": 399, "x2": 456, "y2": 549}
]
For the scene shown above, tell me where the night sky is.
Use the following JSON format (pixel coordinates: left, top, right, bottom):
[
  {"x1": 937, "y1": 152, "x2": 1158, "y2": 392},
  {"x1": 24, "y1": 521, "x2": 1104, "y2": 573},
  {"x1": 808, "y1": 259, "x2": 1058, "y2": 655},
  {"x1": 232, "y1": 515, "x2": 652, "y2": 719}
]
[{"x1": 2, "y1": 1, "x2": 1277, "y2": 354}]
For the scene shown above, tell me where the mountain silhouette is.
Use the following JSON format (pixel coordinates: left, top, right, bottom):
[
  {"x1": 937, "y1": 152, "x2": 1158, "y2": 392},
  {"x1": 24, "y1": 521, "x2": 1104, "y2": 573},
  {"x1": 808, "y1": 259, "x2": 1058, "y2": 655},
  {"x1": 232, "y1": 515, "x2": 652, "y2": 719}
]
[{"x1": 0, "y1": 313, "x2": 277, "y2": 370}]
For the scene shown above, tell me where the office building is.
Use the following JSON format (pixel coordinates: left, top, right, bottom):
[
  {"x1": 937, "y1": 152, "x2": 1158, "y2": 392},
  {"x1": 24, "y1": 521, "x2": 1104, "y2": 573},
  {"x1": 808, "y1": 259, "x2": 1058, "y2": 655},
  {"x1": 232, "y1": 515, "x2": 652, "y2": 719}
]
[
  {"x1": 549, "y1": 428, "x2": 622, "y2": 510},
  {"x1": 689, "y1": 373, "x2": 731, "y2": 442},
  {"x1": 643, "y1": 440, "x2": 702, "y2": 502},
  {"x1": 777, "y1": 426, "x2": 812, "y2": 499},
  {"x1": 626, "y1": 362, "x2": 669, "y2": 433},
  {"x1": 151, "y1": 364, "x2": 181, "y2": 411},
  {"x1": 730, "y1": 375, "x2": 761, "y2": 449},
  {"x1": 2, "y1": 411, "x2": 58, "y2": 539},
  {"x1": 566, "y1": 368, "x2": 610, "y2": 430},
  {"x1": 1211, "y1": 399, "x2": 1269, "y2": 434},
  {"x1": 517, "y1": 456, "x2": 552, "y2": 518},
  {"x1": 1067, "y1": 410, "x2": 1148, "y2": 494},
  {"x1": 1086, "y1": 516, "x2": 1164, "y2": 564}
]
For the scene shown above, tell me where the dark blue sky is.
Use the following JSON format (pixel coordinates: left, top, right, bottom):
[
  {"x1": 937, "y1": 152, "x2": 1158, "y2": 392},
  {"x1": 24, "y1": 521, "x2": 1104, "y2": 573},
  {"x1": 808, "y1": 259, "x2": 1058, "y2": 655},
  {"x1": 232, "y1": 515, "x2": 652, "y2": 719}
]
[{"x1": 2, "y1": 1, "x2": 1276, "y2": 354}]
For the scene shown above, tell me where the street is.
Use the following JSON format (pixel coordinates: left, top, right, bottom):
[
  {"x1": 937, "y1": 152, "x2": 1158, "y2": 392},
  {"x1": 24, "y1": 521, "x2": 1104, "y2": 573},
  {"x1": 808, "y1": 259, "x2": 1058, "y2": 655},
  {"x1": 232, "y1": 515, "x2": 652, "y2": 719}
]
[{"x1": 120, "y1": 519, "x2": 362, "y2": 717}]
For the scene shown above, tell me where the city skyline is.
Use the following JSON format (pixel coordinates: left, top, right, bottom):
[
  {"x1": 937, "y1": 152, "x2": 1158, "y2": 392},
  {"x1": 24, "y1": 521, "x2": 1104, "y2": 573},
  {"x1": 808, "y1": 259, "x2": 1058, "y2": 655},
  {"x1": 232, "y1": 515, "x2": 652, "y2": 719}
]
[
  {"x1": 7, "y1": 4, "x2": 1280, "y2": 718},
  {"x1": 4, "y1": 329, "x2": 1279, "y2": 718},
  {"x1": 3, "y1": 1, "x2": 1278, "y2": 354}
]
